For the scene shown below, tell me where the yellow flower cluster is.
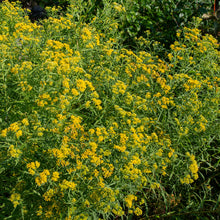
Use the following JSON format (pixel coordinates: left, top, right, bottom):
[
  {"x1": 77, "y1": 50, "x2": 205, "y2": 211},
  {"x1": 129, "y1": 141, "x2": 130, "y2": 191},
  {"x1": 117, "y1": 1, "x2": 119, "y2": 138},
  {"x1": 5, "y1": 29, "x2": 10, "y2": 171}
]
[
  {"x1": 8, "y1": 145, "x2": 22, "y2": 158},
  {"x1": 112, "y1": 80, "x2": 127, "y2": 95},
  {"x1": 43, "y1": 189, "x2": 55, "y2": 201},
  {"x1": 113, "y1": 2, "x2": 126, "y2": 12},
  {"x1": 187, "y1": 152, "x2": 199, "y2": 180},
  {"x1": 27, "y1": 161, "x2": 40, "y2": 175},
  {"x1": 51, "y1": 171, "x2": 60, "y2": 182},
  {"x1": 35, "y1": 169, "x2": 50, "y2": 186},
  {"x1": 59, "y1": 179, "x2": 77, "y2": 191},
  {"x1": 9, "y1": 193, "x2": 21, "y2": 208},
  {"x1": 180, "y1": 152, "x2": 199, "y2": 184},
  {"x1": 124, "y1": 194, "x2": 137, "y2": 208}
]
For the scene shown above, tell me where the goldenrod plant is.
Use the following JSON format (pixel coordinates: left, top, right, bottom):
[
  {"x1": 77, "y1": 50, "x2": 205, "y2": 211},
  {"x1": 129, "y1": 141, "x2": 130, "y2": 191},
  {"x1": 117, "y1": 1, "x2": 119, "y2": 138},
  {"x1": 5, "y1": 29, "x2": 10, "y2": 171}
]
[{"x1": 0, "y1": 1, "x2": 219, "y2": 219}]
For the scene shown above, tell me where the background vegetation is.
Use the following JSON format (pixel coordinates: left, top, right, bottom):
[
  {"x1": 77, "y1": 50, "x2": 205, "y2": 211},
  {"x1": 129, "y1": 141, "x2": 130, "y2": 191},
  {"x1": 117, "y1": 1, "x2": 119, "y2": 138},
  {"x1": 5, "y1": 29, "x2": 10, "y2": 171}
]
[
  {"x1": 0, "y1": 0, "x2": 219, "y2": 219},
  {"x1": 6, "y1": 0, "x2": 217, "y2": 48}
]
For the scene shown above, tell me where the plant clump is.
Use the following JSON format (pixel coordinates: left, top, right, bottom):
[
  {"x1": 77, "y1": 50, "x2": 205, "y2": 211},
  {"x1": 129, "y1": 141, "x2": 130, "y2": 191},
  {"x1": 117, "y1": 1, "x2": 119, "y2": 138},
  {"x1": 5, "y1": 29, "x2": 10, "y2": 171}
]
[{"x1": 0, "y1": 1, "x2": 219, "y2": 219}]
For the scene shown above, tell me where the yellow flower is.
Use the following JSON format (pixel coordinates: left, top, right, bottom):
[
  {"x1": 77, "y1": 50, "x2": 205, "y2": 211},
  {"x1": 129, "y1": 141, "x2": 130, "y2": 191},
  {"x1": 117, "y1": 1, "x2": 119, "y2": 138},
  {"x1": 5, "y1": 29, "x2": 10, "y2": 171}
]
[
  {"x1": 22, "y1": 118, "x2": 29, "y2": 126},
  {"x1": 168, "y1": 148, "x2": 175, "y2": 158},
  {"x1": 1, "y1": 128, "x2": 7, "y2": 137},
  {"x1": 43, "y1": 189, "x2": 55, "y2": 201},
  {"x1": 85, "y1": 101, "x2": 91, "y2": 108},
  {"x1": 114, "y1": 145, "x2": 126, "y2": 152},
  {"x1": 139, "y1": 198, "x2": 145, "y2": 205},
  {"x1": 189, "y1": 161, "x2": 198, "y2": 174},
  {"x1": 92, "y1": 98, "x2": 102, "y2": 106},
  {"x1": 124, "y1": 194, "x2": 137, "y2": 208},
  {"x1": 76, "y1": 79, "x2": 87, "y2": 92},
  {"x1": 27, "y1": 161, "x2": 40, "y2": 175},
  {"x1": 92, "y1": 98, "x2": 102, "y2": 109},
  {"x1": 106, "y1": 49, "x2": 114, "y2": 56},
  {"x1": 186, "y1": 152, "x2": 199, "y2": 180},
  {"x1": 134, "y1": 207, "x2": 142, "y2": 216},
  {"x1": 150, "y1": 182, "x2": 160, "y2": 189},
  {"x1": 89, "y1": 128, "x2": 95, "y2": 135},
  {"x1": 45, "y1": 210, "x2": 53, "y2": 218},
  {"x1": 153, "y1": 163, "x2": 158, "y2": 170},
  {"x1": 71, "y1": 88, "x2": 79, "y2": 96},
  {"x1": 113, "y1": 2, "x2": 125, "y2": 12},
  {"x1": 180, "y1": 174, "x2": 194, "y2": 184},
  {"x1": 62, "y1": 77, "x2": 70, "y2": 89},
  {"x1": 35, "y1": 169, "x2": 50, "y2": 186},
  {"x1": 59, "y1": 179, "x2": 77, "y2": 191},
  {"x1": 156, "y1": 148, "x2": 163, "y2": 157},
  {"x1": 112, "y1": 80, "x2": 127, "y2": 95},
  {"x1": 51, "y1": 171, "x2": 60, "y2": 182},
  {"x1": 9, "y1": 193, "x2": 21, "y2": 208},
  {"x1": 81, "y1": 27, "x2": 92, "y2": 41},
  {"x1": 177, "y1": 55, "x2": 183, "y2": 60},
  {"x1": 36, "y1": 206, "x2": 43, "y2": 216},
  {"x1": 84, "y1": 199, "x2": 90, "y2": 207},
  {"x1": 89, "y1": 142, "x2": 98, "y2": 151},
  {"x1": 91, "y1": 91, "x2": 99, "y2": 98},
  {"x1": 86, "y1": 42, "x2": 94, "y2": 48},
  {"x1": 16, "y1": 130, "x2": 22, "y2": 138},
  {"x1": 98, "y1": 177, "x2": 105, "y2": 188},
  {"x1": 9, "y1": 122, "x2": 20, "y2": 132},
  {"x1": 37, "y1": 132, "x2": 43, "y2": 137},
  {"x1": 8, "y1": 145, "x2": 22, "y2": 158}
]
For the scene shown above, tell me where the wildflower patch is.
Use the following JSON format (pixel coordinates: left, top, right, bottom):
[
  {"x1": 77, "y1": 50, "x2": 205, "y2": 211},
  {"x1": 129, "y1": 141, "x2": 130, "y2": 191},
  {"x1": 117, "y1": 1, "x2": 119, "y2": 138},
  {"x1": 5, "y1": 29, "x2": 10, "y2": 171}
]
[{"x1": 0, "y1": 1, "x2": 219, "y2": 219}]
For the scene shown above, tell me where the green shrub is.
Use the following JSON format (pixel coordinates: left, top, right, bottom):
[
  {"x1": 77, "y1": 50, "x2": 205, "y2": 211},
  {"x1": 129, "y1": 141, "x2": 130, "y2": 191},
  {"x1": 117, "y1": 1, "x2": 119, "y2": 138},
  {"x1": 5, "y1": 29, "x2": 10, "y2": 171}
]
[
  {"x1": 0, "y1": 1, "x2": 219, "y2": 219},
  {"x1": 119, "y1": 0, "x2": 214, "y2": 48}
]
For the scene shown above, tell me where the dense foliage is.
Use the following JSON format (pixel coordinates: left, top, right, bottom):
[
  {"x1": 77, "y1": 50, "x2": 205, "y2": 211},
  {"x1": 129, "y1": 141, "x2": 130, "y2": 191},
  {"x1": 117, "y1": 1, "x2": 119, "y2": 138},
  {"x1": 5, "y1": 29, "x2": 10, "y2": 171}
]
[
  {"x1": 112, "y1": 0, "x2": 214, "y2": 48},
  {"x1": 41, "y1": 0, "x2": 215, "y2": 48},
  {"x1": 0, "y1": 0, "x2": 219, "y2": 219},
  {"x1": 6, "y1": 0, "x2": 217, "y2": 48}
]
